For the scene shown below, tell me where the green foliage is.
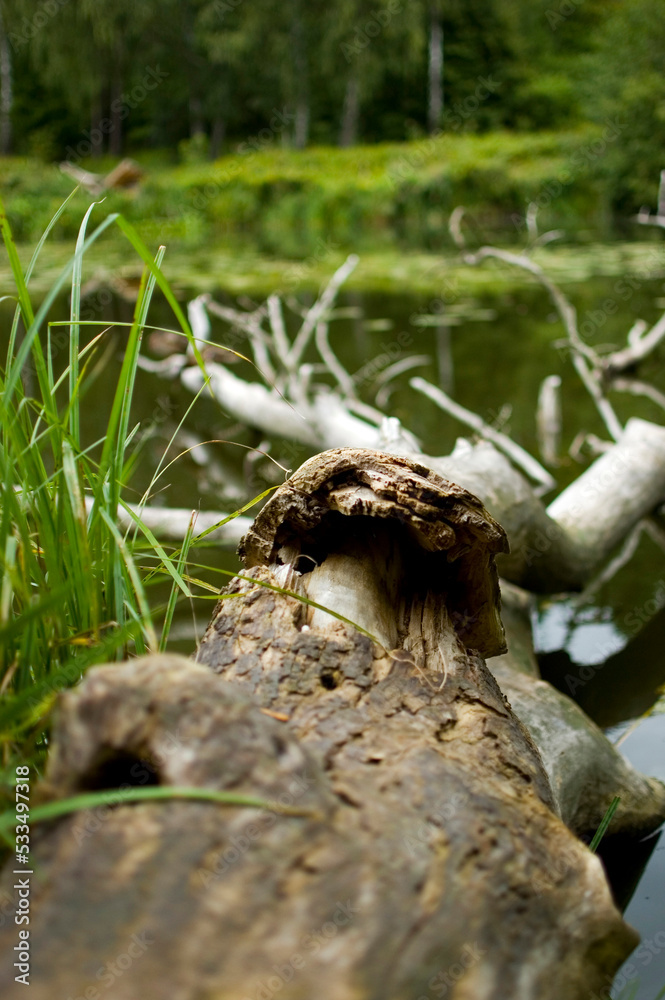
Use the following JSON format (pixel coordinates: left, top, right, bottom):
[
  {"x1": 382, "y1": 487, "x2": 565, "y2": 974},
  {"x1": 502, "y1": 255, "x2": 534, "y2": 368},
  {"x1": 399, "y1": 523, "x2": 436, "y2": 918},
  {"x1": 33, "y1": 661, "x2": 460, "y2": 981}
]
[
  {"x1": 0, "y1": 128, "x2": 616, "y2": 258},
  {"x1": 581, "y1": 0, "x2": 665, "y2": 208},
  {"x1": 2, "y1": 0, "x2": 663, "y2": 212},
  {"x1": 0, "y1": 192, "x2": 210, "y2": 782},
  {"x1": 0, "y1": 0, "x2": 608, "y2": 154}
]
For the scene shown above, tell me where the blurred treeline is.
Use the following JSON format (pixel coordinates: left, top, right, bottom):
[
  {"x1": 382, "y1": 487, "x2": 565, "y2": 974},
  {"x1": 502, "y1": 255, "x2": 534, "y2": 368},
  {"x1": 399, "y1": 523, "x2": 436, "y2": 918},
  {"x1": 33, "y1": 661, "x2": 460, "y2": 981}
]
[{"x1": 0, "y1": 0, "x2": 664, "y2": 206}]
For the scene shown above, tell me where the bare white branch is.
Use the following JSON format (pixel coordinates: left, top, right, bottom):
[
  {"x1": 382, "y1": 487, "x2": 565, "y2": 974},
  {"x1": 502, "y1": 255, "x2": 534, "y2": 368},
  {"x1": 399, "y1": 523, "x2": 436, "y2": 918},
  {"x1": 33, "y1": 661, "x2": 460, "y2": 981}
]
[
  {"x1": 410, "y1": 376, "x2": 556, "y2": 491},
  {"x1": 603, "y1": 309, "x2": 665, "y2": 374},
  {"x1": 206, "y1": 299, "x2": 277, "y2": 382},
  {"x1": 286, "y1": 254, "x2": 359, "y2": 368},
  {"x1": 611, "y1": 377, "x2": 665, "y2": 413},
  {"x1": 267, "y1": 294, "x2": 291, "y2": 366},
  {"x1": 315, "y1": 319, "x2": 356, "y2": 398}
]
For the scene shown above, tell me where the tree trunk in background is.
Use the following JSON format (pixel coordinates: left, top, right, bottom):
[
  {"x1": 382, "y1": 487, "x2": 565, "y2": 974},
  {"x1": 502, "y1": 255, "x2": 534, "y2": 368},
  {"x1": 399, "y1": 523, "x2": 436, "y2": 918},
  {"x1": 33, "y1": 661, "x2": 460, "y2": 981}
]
[
  {"x1": 109, "y1": 41, "x2": 126, "y2": 157},
  {"x1": 210, "y1": 115, "x2": 225, "y2": 158},
  {"x1": 90, "y1": 93, "x2": 103, "y2": 158},
  {"x1": 292, "y1": 6, "x2": 309, "y2": 148},
  {"x1": 109, "y1": 74, "x2": 123, "y2": 157},
  {"x1": 428, "y1": 4, "x2": 443, "y2": 133},
  {"x1": 339, "y1": 74, "x2": 360, "y2": 147},
  {"x1": 189, "y1": 96, "x2": 205, "y2": 138},
  {"x1": 0, "y1": 8, "x2": 12, "y2": 155}
]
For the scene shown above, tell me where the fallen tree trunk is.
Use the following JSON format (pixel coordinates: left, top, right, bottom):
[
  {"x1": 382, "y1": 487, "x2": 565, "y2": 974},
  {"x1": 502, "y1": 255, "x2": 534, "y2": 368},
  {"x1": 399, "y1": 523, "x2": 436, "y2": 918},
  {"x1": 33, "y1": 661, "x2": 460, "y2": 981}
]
[{"x1": 2, "y1": 449, "x2": 663, "y2": 1000}]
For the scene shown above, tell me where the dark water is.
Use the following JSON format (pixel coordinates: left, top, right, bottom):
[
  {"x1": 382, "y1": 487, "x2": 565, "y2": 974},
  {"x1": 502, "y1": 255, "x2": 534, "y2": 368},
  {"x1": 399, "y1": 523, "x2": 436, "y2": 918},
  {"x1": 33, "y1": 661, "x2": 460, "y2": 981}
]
[{"x1": 4, "y1": 246, "x2": 665, "y2": 997}]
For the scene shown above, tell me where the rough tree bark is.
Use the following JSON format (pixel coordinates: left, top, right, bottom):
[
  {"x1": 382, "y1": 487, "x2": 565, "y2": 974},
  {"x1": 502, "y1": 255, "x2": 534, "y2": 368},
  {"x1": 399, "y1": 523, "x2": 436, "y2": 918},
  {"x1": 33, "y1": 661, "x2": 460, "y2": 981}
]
[{"x1": 1, "y1": 449, "x2": 663, "y2": 1000}]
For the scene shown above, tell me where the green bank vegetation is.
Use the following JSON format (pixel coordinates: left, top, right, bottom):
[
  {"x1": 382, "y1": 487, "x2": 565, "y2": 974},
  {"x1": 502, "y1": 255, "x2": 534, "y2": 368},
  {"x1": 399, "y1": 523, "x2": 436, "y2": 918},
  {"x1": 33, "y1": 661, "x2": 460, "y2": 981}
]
[
  {"x1": 0, "y1": 127, "x2": 636, "y2": 260},
  {"x1": 0, "y1": 193, "x2": 237, "y2": 791}
]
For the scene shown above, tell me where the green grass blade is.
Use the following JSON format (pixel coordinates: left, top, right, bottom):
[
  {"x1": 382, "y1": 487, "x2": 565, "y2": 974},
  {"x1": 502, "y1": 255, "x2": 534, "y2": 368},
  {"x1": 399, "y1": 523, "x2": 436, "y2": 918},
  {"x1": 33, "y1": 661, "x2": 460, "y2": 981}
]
[
  {"x1": 3, "y1": 212, "x2": 120, "y2": 408},
  {"x1": 6, "y1": 188, "x2": 80, "y2": 367},
  {"x1": 159, "y1": 511, "x2": 196, "y2": 652},
  {"x1": 25, "y1": 187, "x2": 80, "y2": 285},
  {"x1": 114, "y1": 215, "x2": 207, "y2": 376},
  {"x1": 0, "y1": 785, "x2": 316, "y2": 845},
  {"x1": 69, "y1": 200, "x2": 103, "y2": 445},
  {"x1": 589, "y1": 796, "x2": 621, "y2": 853},
  {"x1": 0, "y1": 193, "x2": 35, "y2": 329},
  {"x1": 99, "y1": 508, "x2": 157, "y2": 650},
  {"x1": 118, "y1": 500, "x2": 192, "y2": 598}
]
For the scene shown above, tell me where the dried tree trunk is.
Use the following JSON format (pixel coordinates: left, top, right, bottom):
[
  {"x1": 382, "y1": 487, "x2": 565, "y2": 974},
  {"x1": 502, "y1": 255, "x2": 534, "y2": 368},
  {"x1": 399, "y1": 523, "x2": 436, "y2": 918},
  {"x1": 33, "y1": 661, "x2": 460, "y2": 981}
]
[{"x1": 1, "y1": 449, "x2": 659, "y2": 1000}]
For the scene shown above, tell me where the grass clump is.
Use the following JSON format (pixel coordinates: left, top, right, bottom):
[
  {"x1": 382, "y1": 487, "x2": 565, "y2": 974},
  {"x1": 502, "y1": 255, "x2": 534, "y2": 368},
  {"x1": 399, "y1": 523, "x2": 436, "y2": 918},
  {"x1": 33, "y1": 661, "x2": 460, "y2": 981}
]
[{"x1": 0, "y1": 190, "x2": 212, "y2": 798}]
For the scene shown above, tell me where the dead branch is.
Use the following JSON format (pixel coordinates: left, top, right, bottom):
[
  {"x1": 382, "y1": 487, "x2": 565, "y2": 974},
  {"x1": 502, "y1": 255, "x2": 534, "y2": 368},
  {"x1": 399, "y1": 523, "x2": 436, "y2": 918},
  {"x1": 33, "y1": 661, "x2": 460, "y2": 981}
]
[
  {"x1": 411, "y1": 376, "x2": 556, "y2": 492},
  {"x1": 450, "y1": 210, "x2": 624, "y2": 442}
]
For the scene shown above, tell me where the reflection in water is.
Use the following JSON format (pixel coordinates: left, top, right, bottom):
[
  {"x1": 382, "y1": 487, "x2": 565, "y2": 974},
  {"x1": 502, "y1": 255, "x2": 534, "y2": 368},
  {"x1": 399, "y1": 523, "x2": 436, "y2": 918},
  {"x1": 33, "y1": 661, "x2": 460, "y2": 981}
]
[
  {"x1": 536, "y1": 602, "x2": 665, "y2": 1000},
  {"x1": 435, "y1": 323, "x2": 454, "y2": 393},
  {"x1": 538, "y1": 606, "x2": 665, "y2": 730},
  {"x1": 611, "y1": 718, "x2": 665, "y2": 1000}
]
